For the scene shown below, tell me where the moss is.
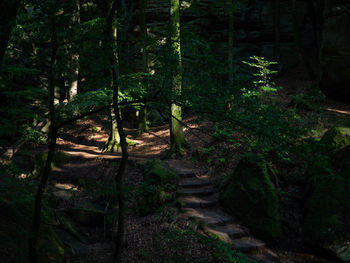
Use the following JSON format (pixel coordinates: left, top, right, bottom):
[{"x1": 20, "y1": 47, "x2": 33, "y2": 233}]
[
  {"x1": 303, "y1": 173, "x2": 350, "y2": 244},
  {"x1": 0, "y1": 177, "x2": 65, "y2": 262},
  {"x1": 137, "y1": 159, "x2": 179, "y2": 215},
  {"x1": 320, "y1": 127, "x2": 350, "y2": 154},
  {"x1": 33, "y1": 151, "x2": 70, "y2": 176},
  {"x1": 220, "y1": 155, "x2": 282, "y2": 241},
  {"x1": 333, "y1": 146, "x2": 350, "y2": 178}
]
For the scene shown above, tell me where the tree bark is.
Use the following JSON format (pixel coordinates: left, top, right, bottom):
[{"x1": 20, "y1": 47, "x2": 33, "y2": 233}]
[
  {"x1": 292, "y1": 0, "x2": 316, "y2": 80},
  {"x1": 137, "y1": 0, "x2": 149, "y2": 136},
  {"x1": 104, "y1": 1, "x2": 128, "y2": 262},
  {"x1": 29, "y1": 8, "x2": 58, "y2": 263},
  {"x1": 0, "y1": 0, "x2": 21, "y2": 68},
  {"x1": 273, "y1": 0, "x2": 281, "y2": 60},
  {"x1": 169, "y1": 0, "x2": 186, "y2": 155},
  {"x1": 228, "y1": 0, "x2": 234, "y2": 86},
  {"x1": 68, "y1": 0, "x2": 80, "y2": 101}
]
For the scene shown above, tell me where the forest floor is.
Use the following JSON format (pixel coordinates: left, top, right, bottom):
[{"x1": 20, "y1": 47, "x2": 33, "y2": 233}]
[{"x1": 25, "y1": 66, "x2": 350, "y2": 263}]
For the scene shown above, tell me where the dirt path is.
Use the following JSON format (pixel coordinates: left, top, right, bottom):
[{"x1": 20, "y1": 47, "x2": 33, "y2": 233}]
[{"x1": 48, "y1": 114, "x2": 340, "y2": 262}]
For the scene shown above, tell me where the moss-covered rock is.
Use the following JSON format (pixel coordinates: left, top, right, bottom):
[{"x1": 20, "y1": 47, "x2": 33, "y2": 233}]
[
  {"x1": 0, "y1": 177, "x2": 65, "y2": 263},
  {"x1": 33, "y1": 151, "x2": 70, "y2": 176},
  {"x1": 219, "y1": 155, "x2": 282, "y2": 241},
  {"x1": 320, "y1": 127, "x2": 350, "y2": 154},
  {"x1": 137, "y1": 159, "x2": 179, "y2": 215},
  {"x1": 303, "y1": 172, "x2": 350, "y2": 261}
]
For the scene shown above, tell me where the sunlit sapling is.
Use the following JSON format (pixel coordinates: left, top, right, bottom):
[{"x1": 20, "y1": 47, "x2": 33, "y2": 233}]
[{"x1": 243, "y1": 56, "x2": 278, "y2": 92}]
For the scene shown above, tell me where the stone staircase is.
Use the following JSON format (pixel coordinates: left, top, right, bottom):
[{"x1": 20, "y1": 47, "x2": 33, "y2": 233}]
[{"x1": 167, "y1": 159, "x2": 279, "y2": 263}]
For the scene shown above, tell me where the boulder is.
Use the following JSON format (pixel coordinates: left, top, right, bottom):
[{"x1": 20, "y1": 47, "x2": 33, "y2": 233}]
[
  {"x1": 320, "y1": 127, "x2": 350, "y2": 154},
  {"x1": 319, "y1": 3, "x2": 350, "y2": 103},
  {"x1": 303, "y1": 171, "x2": 350, "y2": 262},
  {"x1": 220, "y1": 155, "x2": 282, "y2": 241},
  {"x1": 68, "y1": 200, "x2": 105, "y2": 227},
  {"x1": 137, "y1": 159, "x2": 179, "y2": 215}
]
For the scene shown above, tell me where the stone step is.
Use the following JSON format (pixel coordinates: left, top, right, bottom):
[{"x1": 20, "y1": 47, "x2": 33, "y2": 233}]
[
  {"x1": 177, "y1": 186, "x2": 214, "y2": 196},
  {"x1": 206, "y1": 224, "x2": 246, "y2": 240},
  {"x1": 248, "y1": 249, "x2": 279, "y2": 263},
  {"x1": 179, "y1": 195, "x2": 217, "y2": 208},
  {"x1": 230, "y1": 237, "x2": 266, "y2": 253},
  {"x1": 166, "y1": 159, "x2": 199, "y2": 178},
  {"x1": 183, "y1": 208, "x2": 233, "y2": 227},
  {"x1": 179, "y1": 176, "x2": 211, "y2": 188}
]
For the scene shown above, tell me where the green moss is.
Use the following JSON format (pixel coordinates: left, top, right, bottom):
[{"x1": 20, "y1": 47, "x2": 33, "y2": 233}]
[
  {"x1": 0, "y1": 177, "x2": 65, "y2": 262},
  {"x1": 220, "y1": 155, "x2": 282, "y2": 241},
  {"x1": 137, "y1": 159, "x2": 179, "y2": 215},
  {"x1": 320, "y1": 127, "x2": 350, "y2": 153},
  {"x1": 33, "y1": 151, "x2": 70, "y2": 176},
  {"x1": 304, "y1": 173, "x2": 350, "y2": 244}
]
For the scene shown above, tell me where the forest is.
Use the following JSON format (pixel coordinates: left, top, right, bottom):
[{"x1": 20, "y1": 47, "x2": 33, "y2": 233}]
[{"x1": 1, "y1": 0, "x2": 350, "y2": 262}]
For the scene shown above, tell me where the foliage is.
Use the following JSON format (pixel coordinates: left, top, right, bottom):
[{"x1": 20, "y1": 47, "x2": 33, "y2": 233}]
[{"x1": 243, "y1": 56, "x2": 278, "y2": 92}]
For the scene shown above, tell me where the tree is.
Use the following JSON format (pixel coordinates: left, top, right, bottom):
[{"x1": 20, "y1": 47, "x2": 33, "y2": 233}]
[
  {"x1": 103, "y1": 1, "x2": 128, "y2": 261},
  {"x1": 291, "y1": 0, "x2": 316, "y2": 80},
  {"x1": 137, "y1": 0, "x2": 150, "y2": 135},
  {"x1": 68, "y1": 0, "x2": 80, "y2": 101},
  {"x1": 29, "y1": 2, "x2": 59, "y2": 262},
  {"x1": 169, "y1": 0, "x2": 186, "y2": 155},
  {"x1": 228, "y1": 0, "x2": 234, "y2": 86},
  {"x1": 273, "y1": 0, "x2": 281, "y2": 60},
  {"x1": 0, "y1": 0, "x2": 22, "y2": 68}
]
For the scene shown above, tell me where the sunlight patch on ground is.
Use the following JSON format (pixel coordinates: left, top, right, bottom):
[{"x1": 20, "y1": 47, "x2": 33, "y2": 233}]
[{"x1": 326, "y1": 108, "x2": 350, "y2": 115}]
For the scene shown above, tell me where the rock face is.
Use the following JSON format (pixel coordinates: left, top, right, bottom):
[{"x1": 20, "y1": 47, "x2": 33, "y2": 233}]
[
  {"x1": 319, "y1": 2, "x2": 350, "y2": 103},
  {"x1": 140, "y1": 0, "x2": 313, "y2": 71},
  {"x1": 304, "y1": 128, "x2": 350, "y2": 262},
  {"x1": 220, "y1": 155, "x2": 282, "y2": 241}
]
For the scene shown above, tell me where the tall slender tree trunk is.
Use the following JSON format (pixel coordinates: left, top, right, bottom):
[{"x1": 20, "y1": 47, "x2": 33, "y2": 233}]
[
  {"x1": 0, "y1": 0, "x2": 21, "y2": 68},
  {"x1": 29, "y1": 9, "x2": 58, "y2": 263},
  {"x1": 292, "y1": 0, "x2": 316, "y2": 80},
  {"x1": 273, "y1": 0, "x2": 281, "y2": 60},
  {"x1": 169, "y1": 0, "x2": 186, "y2": 155},
  {"x1": 228, "y1": 0, "x2": 234, "y2": 86},
  {"x1": 104, "y1": 1, "x2": 128, "y2": 262},
  {"x1": 68, "y1": 0, "x2": 80, "y2": 101},
  {"x1": 138, "y1": 0, "x2": 149, "y2": 135}
]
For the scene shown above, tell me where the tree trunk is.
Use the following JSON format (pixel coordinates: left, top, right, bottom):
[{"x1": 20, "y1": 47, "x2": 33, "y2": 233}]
[
  {"x1": 0, "y1": 0, "x2": 21, "y2": 68},
  {"x1": 29, "y1": 9, "x2": 58, "y2": 263},
  {"x1": 137, "y1": 0, "x2": 149, "y2": 136},
  {"x1": 273, "y1": 0, "x2": 281, "y2": 60},
  {"x1": 228, "y1": 0, "x2": 234, "y2": 86},
  {"x1": 292, "y1": 0, "x2": 316, "y2": 80},
  {"x1": 68, "y1": 0, "x2": 80, "y2": 101},
  {"x1": 169, "y1": 0, "x2": 186, "y2": 155},
  {"x1": 102, "y1": 107, "x2": 120, "y2": 152},
  {"x1": 104, "y1": 2, "x2": 128, "y2": 262}
]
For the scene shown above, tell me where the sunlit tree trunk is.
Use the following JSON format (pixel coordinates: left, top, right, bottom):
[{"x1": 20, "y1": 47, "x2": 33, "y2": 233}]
[
  {"x1": 169, "y1": 0, "x2": 186, "y2": 155},
  {"x1": 292, "y1": 0, "x2": 316, "y2": 80},
  {"x1": 137, "y1": 0, "x2": 149, "y2": 136},
  {"x1": 0, "y1": 0, "x2": 21, "y2": 68},
  {"x1": 68, "y1": 0, "x2": 80, "y2": 101},
  {"x1": 228, "y1": 0, "x2": 234, "y2": 86},
  {"x1": 102, "y1": 107, "x2": 120, "y2": 152}
]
